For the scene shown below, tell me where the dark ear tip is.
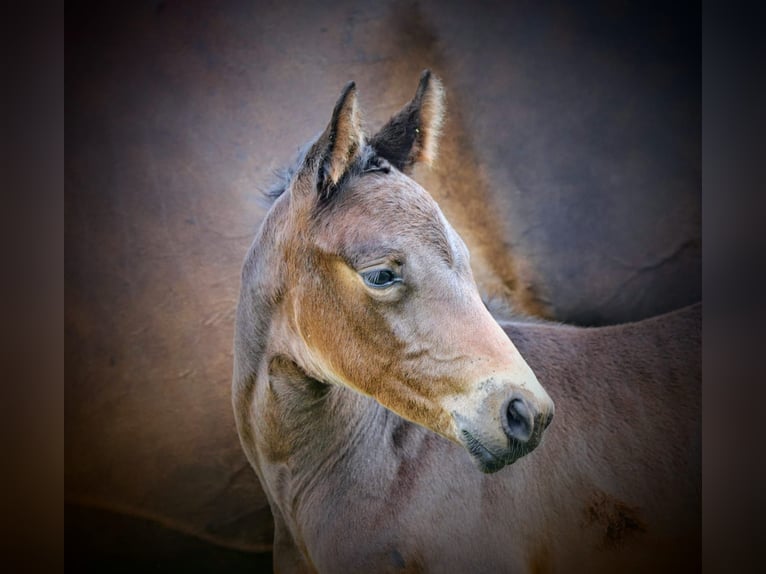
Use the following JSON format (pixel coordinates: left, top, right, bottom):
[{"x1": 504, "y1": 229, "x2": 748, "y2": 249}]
[
  {"x1": 416, "y1": 69, "x2": 443, "y2": 100},
  {"x1": 331, "y1": 81, "x2": 358, "y2": 120},
  {"x1": 342, "y1": 81, "x2": 357, "y2": 98},
  {"x1": 418, "y1": 69, "x2": 432, "y2": 89},
  {"x1": 335, "y1": 81, "x2": 357, "y2": 110}
]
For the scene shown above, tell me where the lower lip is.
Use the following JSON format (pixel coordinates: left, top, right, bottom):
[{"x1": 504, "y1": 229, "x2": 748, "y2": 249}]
[{"x1": 461, "y1": 429, "x2": 507, "y2": 473}]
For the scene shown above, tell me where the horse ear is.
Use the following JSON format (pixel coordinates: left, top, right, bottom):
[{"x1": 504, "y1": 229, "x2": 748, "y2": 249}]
[
  {"x1": 370, "y1": 70, "x2": 445, "y2": 172},
  {"x1": 314, "y1": 81, "x2": 364, "y2": 195}
]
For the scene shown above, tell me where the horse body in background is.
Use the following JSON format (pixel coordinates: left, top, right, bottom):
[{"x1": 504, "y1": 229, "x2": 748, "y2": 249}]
[{"x1": 233, "y1": 73, "x2": 700, "y2": 573}]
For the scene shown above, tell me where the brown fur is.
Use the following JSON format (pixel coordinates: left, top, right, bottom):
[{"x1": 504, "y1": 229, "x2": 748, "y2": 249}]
[
  {"x1": 235, "y1": 302, "x2": 701, "y2": 573},
  {"x1": 232, "y1": 76, "x2": 700, "y2": 573},
  {"x1": 584, "y1": 491, "x2": 648, "y2": 549}
]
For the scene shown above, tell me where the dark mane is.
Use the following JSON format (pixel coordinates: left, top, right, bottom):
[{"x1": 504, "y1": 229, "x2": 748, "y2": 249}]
[
  {"x1": 262, "y1": 140, "x2": 388, "y2": 205},
  {"x1": 262, "y1": 140, "x2": 313, "y2": 203}
]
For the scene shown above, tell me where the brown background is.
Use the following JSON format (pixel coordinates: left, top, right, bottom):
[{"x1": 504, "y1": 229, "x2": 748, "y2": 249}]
[{"x1": 66, "y1": 0, "x2": 700, "y2": 570}]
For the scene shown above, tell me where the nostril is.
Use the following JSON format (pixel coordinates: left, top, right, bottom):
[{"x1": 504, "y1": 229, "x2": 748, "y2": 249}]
[
  {"x1": 543, "y1": 410, "x2": 554, "y2": 430},
  {"x1": 505, "y1": 397, "x2": 534, "y2": 443}
]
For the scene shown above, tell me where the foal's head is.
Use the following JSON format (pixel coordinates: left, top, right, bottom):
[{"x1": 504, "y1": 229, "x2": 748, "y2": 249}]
[{"x1": 266, "y1": 71, "x2": 554, "y2": 472}]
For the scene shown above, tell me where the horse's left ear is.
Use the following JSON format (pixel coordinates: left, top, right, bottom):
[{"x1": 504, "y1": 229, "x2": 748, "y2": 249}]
[
  {"x1": 314, "y1": 81, "x2": 364, "y2": 196},
  {"x1": 370, "y1": 70, "x2": 445, "y2": 173}
]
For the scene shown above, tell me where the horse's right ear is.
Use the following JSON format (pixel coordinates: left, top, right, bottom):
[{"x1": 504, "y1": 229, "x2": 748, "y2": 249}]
[
  {"x1": 369, "y1": 70, "x2": 445, "y2": 173},
  {"x1": 303, "y1": 81, "x2": 364, "y2": 198}
]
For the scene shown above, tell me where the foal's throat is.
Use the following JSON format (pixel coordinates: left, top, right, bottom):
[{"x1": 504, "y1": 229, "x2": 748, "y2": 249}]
[{"x1": 262, "y1": 354, "x2": 392, "y2": 469}]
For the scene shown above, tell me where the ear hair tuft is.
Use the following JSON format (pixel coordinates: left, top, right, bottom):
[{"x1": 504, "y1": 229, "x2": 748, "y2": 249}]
[{"x1": 415, "y1": 70, "x2": 445, "y2": 166}]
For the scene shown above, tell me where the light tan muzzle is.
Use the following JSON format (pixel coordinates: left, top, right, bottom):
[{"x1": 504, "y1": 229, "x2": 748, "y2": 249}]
[{"x1": 443, "y1": 306, "x2": 555, "y2": 473}]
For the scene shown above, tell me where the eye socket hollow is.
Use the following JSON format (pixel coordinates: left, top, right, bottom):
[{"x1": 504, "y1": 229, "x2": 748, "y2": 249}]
[{"x1": 360, "y1": 268, "x2": 401, "y2": 289}]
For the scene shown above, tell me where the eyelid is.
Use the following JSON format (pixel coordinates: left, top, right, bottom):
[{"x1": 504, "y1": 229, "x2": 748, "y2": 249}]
[
  {"x1": 356, "y1": 258, "x2": 403, "y2": 273},
  {"x1": 357, "y1": 260, "x2": 388, "y2": 272}
]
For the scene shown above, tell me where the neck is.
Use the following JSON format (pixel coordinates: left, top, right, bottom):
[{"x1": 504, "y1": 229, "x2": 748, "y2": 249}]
[
  {"x1": 264, "y1": 353, "x2": 410, "y2": 468},
  {"x1": 234, "y1": 302, "x2": 701, "y2": 571},
  {"x1": 254, "y1": 353, "x2": 444, "y2": 524}
]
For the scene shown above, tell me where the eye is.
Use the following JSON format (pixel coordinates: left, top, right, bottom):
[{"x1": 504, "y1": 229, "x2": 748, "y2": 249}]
[{"x1": 361, "y1": 268, "x2": 401, "y2": 289}]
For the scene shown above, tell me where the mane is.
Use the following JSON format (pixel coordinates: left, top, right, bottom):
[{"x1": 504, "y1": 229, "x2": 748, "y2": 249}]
[
  {"x1": 261, "y1": 138, "x2": 387, "y2": 206},
  {"x1": 262, "y1": 140, "x2": 313, "y2": 203}
]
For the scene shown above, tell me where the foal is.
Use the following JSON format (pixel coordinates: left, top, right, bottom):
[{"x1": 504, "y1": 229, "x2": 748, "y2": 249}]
[{"x1": 233, "y1": 72, "x2": 699, "y2": 573}]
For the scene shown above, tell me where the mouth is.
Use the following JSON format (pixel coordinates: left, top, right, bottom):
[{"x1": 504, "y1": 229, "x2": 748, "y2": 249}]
[{"x1": 461, "y1": 429, "x2": 516, "y2": 474}]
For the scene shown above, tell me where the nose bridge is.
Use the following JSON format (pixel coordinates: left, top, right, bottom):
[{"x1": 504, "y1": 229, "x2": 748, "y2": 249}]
[
  {"x1": 460, "y1": 297, "x2": 529, "y2": 372},
  {"x1": 431, "y1": 283, "x2": 552, "y2": 412},
  {"x1": 463, "y1": 301, "x2": 553, "y2": 407}
]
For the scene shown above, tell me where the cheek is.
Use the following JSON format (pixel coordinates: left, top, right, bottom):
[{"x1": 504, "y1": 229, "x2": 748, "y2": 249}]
[{"x1": 299, "y1": 269, "x2": 403, "y2": 389}]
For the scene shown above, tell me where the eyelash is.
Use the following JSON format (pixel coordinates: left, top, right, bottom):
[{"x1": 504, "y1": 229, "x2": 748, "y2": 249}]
[{"x1": 360, "y1": 268, "x2": 402, "y2": 289}]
